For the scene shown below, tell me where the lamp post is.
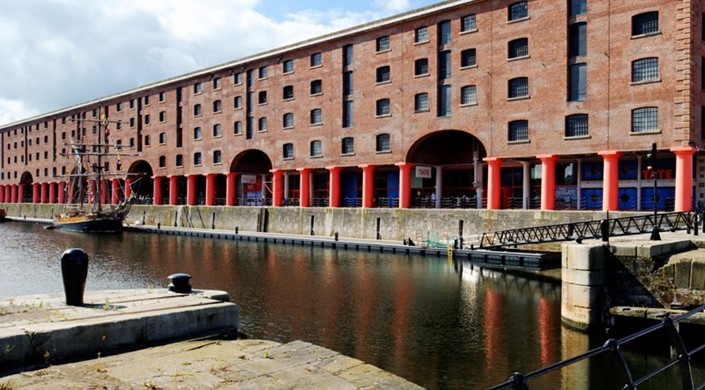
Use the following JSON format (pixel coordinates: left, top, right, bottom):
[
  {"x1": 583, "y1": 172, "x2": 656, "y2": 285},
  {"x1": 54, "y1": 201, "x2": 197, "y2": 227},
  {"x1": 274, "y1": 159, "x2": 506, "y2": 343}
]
[{"x1": 648, "y1": 142, "x2": 661, "y2": 241}]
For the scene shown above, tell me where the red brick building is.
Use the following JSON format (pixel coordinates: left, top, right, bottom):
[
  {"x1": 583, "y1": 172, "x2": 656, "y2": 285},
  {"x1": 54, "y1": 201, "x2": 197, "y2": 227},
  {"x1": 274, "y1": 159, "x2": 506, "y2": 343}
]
[{"x1": 1, "y1": 0, "x2": 704, "y2": 212}]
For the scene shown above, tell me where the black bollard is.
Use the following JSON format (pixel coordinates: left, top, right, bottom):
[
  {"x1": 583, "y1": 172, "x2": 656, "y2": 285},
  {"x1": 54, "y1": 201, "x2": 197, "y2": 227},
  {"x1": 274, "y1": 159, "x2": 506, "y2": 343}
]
[
  {"x1": 335, "y1": 231, "x2": 339, "y2": 241},
  {"x1": 168, "y1": 273, "x2": 192, "y2": 293},
  {"x1": 61, "y1": 248, "x2": 89, "y2": 306},
  {"x1": 600, "y1": 219, "x2": 609, "y2": 243}
]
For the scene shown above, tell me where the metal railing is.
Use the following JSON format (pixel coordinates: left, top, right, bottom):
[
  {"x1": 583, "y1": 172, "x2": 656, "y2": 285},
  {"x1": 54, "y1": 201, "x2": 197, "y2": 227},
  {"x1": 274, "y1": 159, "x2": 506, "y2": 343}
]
[
  {"x1": 479, "y1": 212, "x2": 694, "y2": 248},
  {"x1": 488, "y1": 304, "x2": 705, "y2": 389}
]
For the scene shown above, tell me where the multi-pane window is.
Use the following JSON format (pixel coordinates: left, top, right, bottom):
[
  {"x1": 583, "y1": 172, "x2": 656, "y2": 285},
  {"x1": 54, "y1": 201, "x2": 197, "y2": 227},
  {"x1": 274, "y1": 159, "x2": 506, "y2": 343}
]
[
  {"x1": 438, "y1": 20, "x2": 451, "y2": 46},
  {"x1": 283, "y1": 59, "x2": 294, "y2": 73},
  {"x1": 194, "y1": 126, "x2": 202, "y2": 140},
  {"x1": 631, "y1": 107, "x2": 659, "y2": 133},
  {"x1": 415, "y1": 93, "x2": 429, "y2": 112},
  {"x1": 508, "y1": 77, "x2": 529, "y2": 98},
  {"x1": 438, "y1": 85, "x2": 451, "y2": 117},
  {"x1": 194, "y1": 82, "x2": 202, "y2": 94},
  {"x1": 461, "y1": 85, "x2": 477, "y2": 105},
  {"x1": 376, "y1": 66, "x2": 391, "y2": 83},
  {"x1": 213, "y1": 123, "x2": 222, "y2": 137},
  {"x1": 258, "y1": 66, "x2": 268, "y2": 79},
  {"x1": 234, "y1": 72, "x2": 243, "y2": 85},
  {"x1": 415, "y1": 27, "x2": 429, "y2": 43},
  {"x1": 342, "y1": 137, "x2": 354, "y2": 155},
  {"x1": 565, "y1": 114, "x2": 589, "y2": 137},
  {"x1": 283, "y1": 85, "x2": 294, "y2": 100},
  {"x1": 310, "y1": 52, "x2": 322, "y2": 67},
  {"x1": 415, "y1": 58, "x2": 429, "y2": 76},
  {"x1": 159, "y1": 111, "x2": 166, "y2": 122},
  {"x1": 569, "y1": 22, "x2": 587, "y2": 57},
  {"x1": 234, "y1": 96, "x2": 242, "y2": 109},
  {"x1": 461, "y1": 14, "x2": 477, "y2": 32},
  {"x1": 193, "y1": 104, "x2": 202, "y2": 116},
  {"x1": 159, "y1": 92, "x2": 166, "y2": 102},
  {"x1": 213, "y1": 150, "x2": 222, "y2": 164},
  {"x1": 159, "y1": 156, "x2": 166, "y2": 168},
  {"x1": 569, "y1": 0, "x2": 587, "y2": 17},
  {"x1": 258, "y1": 117, "x2": 268, "y2": 131},
  {"x1": 376, "y1": 35, "x2": 390, "y2": 52},
  {"x1": 632, "y1": 57, "x2": 659, "y2": 83},
  {"x1": 283, "y1": 113, "x2": 294, "y2": 129},
  {"x1": 461, "y1": 49, "x2": 477, "y2": 67},
  {"x1": 343, "y1": 45, "x2": 353, "y2": 67},
  {"x1": 194, "y1": 152, "x2": 202, "y2": 166},
  {"x1": 508, "y1": 1, "x2": 528, "y2": 21},
  {"x1": 310, "y1": 140, "x2": 323, "y2": 157},
  {"x1": 376, "y1": 134, "x2": 391, "y2": 152},
  {"x1": 376, "y1": 99, "x2": 391, "y2": 116},
  {"x1": 258, "y1": 91, "x2": 268, "y2": 104},
  {"x1": 508, "y1": 120, "x2": 529, "y2": 141},
  {"x1": 343, "y1": 72, "x2": 353, "y2": 95},
  {"x1": 213, "y1": 100, "x2": 222, "y2": 113},
  {"x1": 508, "y1": 38, "x2": 529, "y2": 59},
  {"x1": 283, "y1": 143, "x2": 294, "y2": 159},
  {"x1": 310, "y1": 109, "x2": 323, "y2": 125},
  {"x1": 159, "y1": 132, "x2": 166, "y2": 144},
  {"x1": 439, "y1": 50, "x2": 451, "y2": 80},
  {"x1": 632, "y1": 12, "x2": 659, "y2": 36},
  {"x1": 343, "y1": 100, "x2": 353, "y2": 128},
  {"x1": 310, "y1": 79, "x2": 323, "y2": 95},
  {"x1": 234, "y1": 121, "x2": 243, "y2": 135},
  {"x1": 213, "y1": 77, "x2": 221, "y2": 89},
  {"x1": 569, "y1": 63, "x2": 587, "y2": 101},
  {"x1": 116, "y1": 102, "x2": 122, "y2": 112}
]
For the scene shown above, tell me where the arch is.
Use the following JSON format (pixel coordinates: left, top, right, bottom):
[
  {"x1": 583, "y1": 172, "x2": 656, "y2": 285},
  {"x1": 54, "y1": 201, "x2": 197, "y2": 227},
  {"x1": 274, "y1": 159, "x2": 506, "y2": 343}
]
[
  {"x1": 230, "y1": 149, "x2": 273, "y2": 173},
  {"x1": 127, "y1": 160, "x2": 154, "y2": 202},
  {"x1": 229, "y1": 150, "x2": 274, "y2": 206},
  {"x1": 19, "y1": 171, "x2": 34, "y2": 186},
  {"x1": 19, "y1": 172, "x2": 34, "y2": 203},
  {"x1": 406, "y1": 130, "x2": 486, "y2": 165}
]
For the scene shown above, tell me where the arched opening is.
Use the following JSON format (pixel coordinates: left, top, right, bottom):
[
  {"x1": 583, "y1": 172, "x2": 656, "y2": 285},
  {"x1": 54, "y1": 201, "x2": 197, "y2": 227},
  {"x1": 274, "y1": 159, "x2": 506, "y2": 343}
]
[
  {"x1": 19, "y1": 172, "x2": 33, "y2": 203},
  {"x1": 127, "y1": 160, "x2": 154, "y2": 203},
  {"x1": 230, "y1": 150, "x2": 273, "y2": 206}
]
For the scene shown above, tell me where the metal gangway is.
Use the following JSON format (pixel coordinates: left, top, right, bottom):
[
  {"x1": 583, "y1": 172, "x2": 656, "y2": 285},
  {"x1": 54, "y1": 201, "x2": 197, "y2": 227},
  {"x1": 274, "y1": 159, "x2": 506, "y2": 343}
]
[{"x1": 479, "y1": 212, "x2": 695, "y2": 249}]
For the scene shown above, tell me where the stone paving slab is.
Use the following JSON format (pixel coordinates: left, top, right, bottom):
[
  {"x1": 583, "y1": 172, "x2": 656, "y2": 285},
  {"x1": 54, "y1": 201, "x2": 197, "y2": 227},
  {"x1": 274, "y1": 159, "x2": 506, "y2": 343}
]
[{"x1": 0, "y1": 339, "x2": 424, "y2": 389}]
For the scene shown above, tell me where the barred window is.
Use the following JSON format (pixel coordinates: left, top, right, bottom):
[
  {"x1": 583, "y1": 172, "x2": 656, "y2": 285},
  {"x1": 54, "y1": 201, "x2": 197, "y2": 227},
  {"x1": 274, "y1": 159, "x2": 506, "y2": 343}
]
[
  {"x1": 213, "y1": 77, "x2": 221, "y2": 90},
  {"x1": 234, "y1": 121, "x2": 243, "y2": 135},
  {"x1": 234, "y1": 96, "x2": 242, "y2": 109},
  {"x1": 565, "y1": 114, "x2": 589, "y2": 137},
  {"x1": 159, "y1": 156, "x2": 166, "y2": 168},
  {"x1": 508, "y1": 120, "x2": 529, "y2": 141},
  {"x1": 376, "y1": 66, "x2": 391, "y2": 83},
  {"x1": 632, "y1": 57, "x2": 659, "y2": 83},
  {"x1": 631, "y1": 107, "x2": 659, "y2": 133},
  {"x1": 159, "y1": 111, "x2": 166, "y2": 122},
  {"x1": 283, "y1": 59, "x2": 294, "y2": 73},
  {"x1": 461, "y1": 48, "x2": 477, "y2": 67},
  {"x1": 508, "y1": 2, "x2": 528, "y2": 21},
  {"x1": 193, "y1": 127, "x2": 202, "y2": 140},
  {"x1": 342, "y1": 137, "x2": 354, "y2": 155},
  {"x1": 283, "y1": 85, "x2": 294, "y2": 100},
  {"x1": 376, "y1": 35, "x2": 390, "y2": 52},
  {"x1": 508, "y1": 38, "x2": 529, "y2": 59},
  {"x1": 258, "y1": 66, "x2": 267, "y2": 79},
  {"x1": 283, "y1": 143, "x2": 294, "y2": 159},
  {"x1": 283, "y1": 113, "x2": 294, "y2": 129},
  {"x1": 310, "y1": 140, "x2": 322, "y2": 157},
  {"x1": 213, "y1": 100, "x2": 222, "y2": 113},
  {"x1": 310, "y1": 108, "x2": 323, "y2": 125},
  {"x1": 415, "y1": 27, "x2": 429, "y2": 43},
  {"x1": 569, "y1": 0, "x2": 587, "y2": 17},
  {"x1": 176, "y1": 154, "x2": 183, "y2": 167},
  {"x1": 376, "y1": 98, "x2": 391, "y2": 116},
  {"x1": 415, "y1": 93, "x2": 429, "y2": 112},
  {"x1": 159, "y1": 132, "x2": 166, "y2": 144},
  {"x1": 461, "y1": 14, "x2": 477, "y2": 32},
  {"x1": 632, "y1": 12, "x2": 659, "y2": 36},
  {"x1": 258, "y1": 91, "x2": 268, "y2": 104},
  {"x1": 310, "y1": 79, "x2": 323, "y2": 95},
  {"x1": 193, "y1": 152, "x2": 202, "y2": 166},
  {"x1": 376, "y1": 134, "x2": 391, "y2": 152},
  {"x1": 568, "y1": 63, "x2": 587, "y2": 101},
  {"x1": 213, "y1": 150, "x2": 222, "y2": 164},
  {"x1": 415, "y1": 58, "x2": 429, "y2": 76},
  {"x1": 258, "y1": 117, "x2": 268, "y2": 132},
  {"x1": 508, "y1": 77, "x2": 529, "y2": 98},
  {"x1": 213, "y1": 123, "x2": 222, "y2": 137},
  {"x1": 193, "y1": 104, "x2": 202, "y2": 116},
  {"x1": 461, "y1": 85, "x2": 477, "y2": 105},
  {"x1": 310, "y1": 52, "x2": 322, "y2": 67},
  {"x1": 193, "y1": 82, "x2": 202, "y2": 94}
]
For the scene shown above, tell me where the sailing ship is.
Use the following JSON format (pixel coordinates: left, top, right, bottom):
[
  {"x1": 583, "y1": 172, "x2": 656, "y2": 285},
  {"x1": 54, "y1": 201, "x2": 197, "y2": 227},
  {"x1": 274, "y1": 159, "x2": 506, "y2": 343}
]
[{"x1": 52, "y1": 108, "x2": 138, "y2": 233}]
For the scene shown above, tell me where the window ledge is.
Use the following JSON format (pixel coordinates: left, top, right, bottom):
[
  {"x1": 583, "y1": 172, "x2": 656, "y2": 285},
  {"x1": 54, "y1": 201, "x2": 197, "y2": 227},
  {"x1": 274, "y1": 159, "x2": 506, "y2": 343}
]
[
  {"x1": 283, "y1": 157, "x2": 295, "y2": 161},
  {"x1": 310, "y1": 155, "x2": 323, "y2": 159},
  {"x1": 375, "y1": 114, "x2": 392, "y2": 118},
  {"x1": 258, "y1": 76, "x2": 268, "y2": 81},
  {"x1": 283, "y1": 97, "x2": 295, "y2": 102},
  {"x1": 258, "y1": 102, "x2": 268, "y2": 106},
  {"x1": 508, "y1": 95, "x2": 531, "y2": 102},
  {"x1": 631, "y1": 31, "x2": 661, "y2": 40},
  {"x1": 310, "y1": 92, "x2": 323, "y2": 97},
  {"x1": 460, "y1": 102, "x2": 478, "y2": 107},
  {"x1": 508, "y1": 139, "x2": 531, "y2": 144},
  {"x1": 213, "y1": 135, "x2": 223, "y2": 139},
  {"x1": 564, "y1": 135, "x2": 591, "y2": 140},
  {"x1": 341, "y1": 152, "x2": 355, "y2": 157},
  {"x1": 507, "y1": 16, "x2": 530, "y2": 24},
  {"x1": 283, "y1": 126, "x2": 295, "y2": 131},
  {"x1": 376, "y1": 150, "x2": 391, "y2": 154},
  {"x1": 376, "y1": 80, "x2": 392, "y2": 86},
  {"x1": 159, "y1": 143, "x2": 167, "y2": 146},
  {"x1": 234, "y1": 132, "x2": 243, "y2": 136},
  {"x1": 460, "y1": 64, "x2": 478, "y2": 70},
  {"x1": 630, "y1": 129, "x2": 662, "y2": 135},
  {"x1": 630, "y1": 79, "x2": 661, "y2": 86},
  {"x1": 258, "y1": 129, "x2": 268, "y2": 133},
  {"x1": 283, "y1": 71, "x2": 294, "y2": 75},
  {"x1": 213, "y1": 162, "x2": 223, "y2": 166},
  {"x1": 414, "y1": 73, "x2": 430, "y2": 78},
  {"x1": 310, "y1": 123, "x2": 323, "y2": 127},
  {"x1": 213, "y1": 110, "x2": 222, "y2": 114},
  {"x1": 414, "y1": 109, "x2": 430, "y2": 113},
  {"x1": 376, "y1": 49, "x2": 391, "y2": 54},
  {"x1": 508, "y1": 55, "x2": 530, "y2": 62},
  {"x1": 194, "y1": 164, "x2": 202, "y2": 167},
  {"x1": 460, "y1": 28, "x2": 479, "y2": 35},
  {"x1": 310, "y1": 64, "x2": 323, "y2": 69},
  {"x1": 414, "y1": 40, "x2": 429, "y2": 45}
]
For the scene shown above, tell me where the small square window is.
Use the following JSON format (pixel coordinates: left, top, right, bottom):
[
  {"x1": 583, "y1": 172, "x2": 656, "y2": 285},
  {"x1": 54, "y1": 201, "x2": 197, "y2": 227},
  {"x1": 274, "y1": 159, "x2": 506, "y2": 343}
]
[
  {"x1": 508, "y1": 38, "x2": 529, "y2": 59},
  {"x1": 565, "y1": 114, "x2": 589, "y2": 137},
  {"x1": 258, "y1": 117, "x2": 268, "y2": 131},
  {"x1": 213, "y1": 77, "x2": 222, "y2": 89},
  {"x1": 376, "y1": 99, "x2": 391, "y2": 116},
  {"x1": 194, "y1": 127, "x2": 202, "y2": 140},
  {"x1": 508, "y1": 120, "x2": 529, "y2": 141},
  {"x1": 213, "y1": 100, "x2": 222, "y2": 113},
  {"x1": 310, "y1": 80, "x2": 323, "y2": 95},
  {"x1": 376, "y1": 66, "x2": 391, "y2": 83},
  {"x1": 234, "y1": 121, "x2": 243, "y2": 135},
  {"x1": 283, "y1": 143, "x2": 294, "y2": 159},
  {"x1": 283, "y1": 113, "x2": 294, "y2": 129},
  {"x1": 415, "y1": 93, "x2": 429, "y2": 112},
  {"x1": 283, "y1": 59, "x2": 294, "y2": 73},
  {"x1": 214, "y1": 150, "x2": 222, "y2": 164},
  {"x1": 159, "y1": 156, "x2": 166, "y2": 168},
  {"x1": 632, "y1": 12, "x2": 659, "y2": 36},
  {"x1": 258, "y1": 91, "x2": 268, "y2": 104},
  {"x1": 376, "y1": 134, "x2": 391, "y2": 152},
  {"x1": 508, "y1": 1, "x2": 528, "y2": 21},
  {"x1": 310, "y1": 52, "x2": 322, "y2": 67},
  {"x1": 176, "y1": 154, "x2": 183, "y2": 167},
  {"x1": 310, "y1": 140, "x2": 322, "y2": 157},
  {"x1": 376, "y1": 35, "x2": 390, "y2": 52},
  {"x1": 310, "y1": 109, "x2": 323, "y2": 125},
  {"x1": 283, "y1": 85, "x2": 294, "y2": 100},
  {"x1": 632, "y1": 57, "x2": 659, "y2": 83},
  {"x1": 461, "y1": 85, "x2": 477, "y2": 105},
  {"x1": 342, "y1": 137, "x2": 354, "y2": 155},
  {"x1": 194, "y1": 104, "x2": 202, "y2": 116},
  {"x1": 234, "y1": 72, "x2": 243, "y2": 85},
  {"x1": 461, "y1": 14, "x2": 477, "y2": 32},
  {"x1": 632, "y1": 107, "x2": 659, "y2": 132},
  {"x1": 159, "y1": 111, "x2": 166, "y2": 122},
  {"x1": 461, "y1": 49, "x2": 477, "y2": 67},
  {"x1": 159, "y1": 132, "x2": 166, "y2": 144},
  {"x1": 159, "y1": 92, "x2": 166, "y2": 102},
  {"x1": 234, "y1": 96, "x2": 242, "y2": 109},
  {"x1": 415, "y1": 27, "x2": 428, "y2": 43},
  {"x1": 194, "y1": 152, "x2": 202, "y2": 166},
  {"x1": 258, "y1": 66, "x2": 268, "y2": 79},
  {"x1": 213, "y1": 123, "x2": 222, "y2": 137},
  {"x1": 508, "y1": 77, "x2": 529, "y2": 99},
  {"x1": 415, "y1": 58, "x2": 429, "y2": 76},
  {"x1": 194, "y1": 82, "x2": 202, "y2": 94}
]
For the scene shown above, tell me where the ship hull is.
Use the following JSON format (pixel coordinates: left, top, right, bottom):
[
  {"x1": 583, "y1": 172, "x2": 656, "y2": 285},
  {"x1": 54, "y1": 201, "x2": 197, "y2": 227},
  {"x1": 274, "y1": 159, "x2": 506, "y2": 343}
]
[{"x1": 53, "y1": 215, "x2": 124, "y2": 233}]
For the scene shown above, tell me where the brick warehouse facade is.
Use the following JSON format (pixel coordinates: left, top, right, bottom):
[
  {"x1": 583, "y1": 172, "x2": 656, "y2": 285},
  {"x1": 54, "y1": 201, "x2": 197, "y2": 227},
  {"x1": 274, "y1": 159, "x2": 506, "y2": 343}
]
[{"x1": 1, "y1": 0, "x2": 705, "y2": 212}]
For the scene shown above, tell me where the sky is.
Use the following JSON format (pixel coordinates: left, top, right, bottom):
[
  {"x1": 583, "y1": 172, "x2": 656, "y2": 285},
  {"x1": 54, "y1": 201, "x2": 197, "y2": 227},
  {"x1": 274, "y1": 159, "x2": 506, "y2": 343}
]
[{"x1": 0, "y1": 0, "x2": 441, "y2": 126}]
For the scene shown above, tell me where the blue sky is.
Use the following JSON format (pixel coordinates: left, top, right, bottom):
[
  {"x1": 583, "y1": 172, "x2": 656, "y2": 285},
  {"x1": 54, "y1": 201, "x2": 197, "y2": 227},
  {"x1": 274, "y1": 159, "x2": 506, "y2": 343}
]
[{"x1": 0, "y1": 0, "x2": 440, "y2": 126}]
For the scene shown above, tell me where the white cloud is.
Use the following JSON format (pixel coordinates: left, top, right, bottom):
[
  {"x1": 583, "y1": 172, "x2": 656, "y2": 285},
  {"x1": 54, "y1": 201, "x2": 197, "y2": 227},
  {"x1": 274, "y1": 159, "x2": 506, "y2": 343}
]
[
  {"x1": 0, "y1": 99, "x2": 39, "y2": 126},
  {"x1": 374, "y1": 0, "x2": 411, "y2": 13}
]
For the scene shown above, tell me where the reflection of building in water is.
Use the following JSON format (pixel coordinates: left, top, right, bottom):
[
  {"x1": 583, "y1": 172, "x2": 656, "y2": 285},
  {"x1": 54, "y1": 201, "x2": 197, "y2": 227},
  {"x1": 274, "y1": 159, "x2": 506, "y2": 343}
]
[{"x1": 0, "y1": 0, "x2": 700, "y2": 213}]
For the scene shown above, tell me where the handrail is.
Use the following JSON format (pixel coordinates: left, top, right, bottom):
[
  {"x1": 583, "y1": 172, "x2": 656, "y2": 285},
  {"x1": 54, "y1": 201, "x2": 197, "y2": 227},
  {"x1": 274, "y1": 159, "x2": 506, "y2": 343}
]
[
  {"x1": 487, "y1": 304, "x2": 705, "y2": 389},
  {"x1": 479, "y1": 212, "x2": 694, "y2": 249}
]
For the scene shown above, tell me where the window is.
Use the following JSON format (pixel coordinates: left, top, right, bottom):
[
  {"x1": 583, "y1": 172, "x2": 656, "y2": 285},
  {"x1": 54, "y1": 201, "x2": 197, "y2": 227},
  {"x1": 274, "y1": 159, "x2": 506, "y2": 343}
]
[
  {"x1": 415, "y1": 27, "x2": 429, "y2": 43},
  {"x1": 310, "y1": 52, "x2": 322, "y2": 67},
  {"x1": 376, "y1": 66, "x2": 391, "y2": 83},
  {"x1": 438, "y1": 85, "x2": 451, "y2": 117},
  {"x1": 310, "y1": 140, "x2": 322, "y2": 157},
  {"x1": 569, "y1": 63, "x2": 587, "y2": 101},
  {"x1": 144, "y1": 114, "x2": 151, "y2": 125},
  {"x1": 159, "y1": 132, "x2": 166, "y2": 144},
  {"x1": 569, "y1": 0, "x2": 587, "y2": 17},
  {"x1": 508, "y1": 77, "x2": 529, "y2": 98},
  {"x1": 632, "y1": 57, "x2": 659, "y2": 83},
  {"x1": 258, "y1": 66, "x2": 268, "y2": 79},
  {"x1": 213, "y1": 100, "x2": 222, "y2": 113},
  {"x1": 342, "y1": 137, "x2": 354, "y2": 155},
  {"x1": 283, "y1": 85, "x2": 294, "y2": 100},
  {"x1": 258, "y1": 117, "x2": 268, "y2": 131},
  {"x1": 376, "y1": 99, "x2": 391, "y2": 116},
  {"x1": 159, "y1": 92, "x2": 166, "y2": 102},
  {"x1": 508, "y1": 120, "x2": 529, "y2": 141},
  {"x1": 632, "y1": 107, "x2": 659, "y2": 133},
  {"x1": 376, "y1": 134, "x2": 391, "y2": 152},
  {"x1": 258, "y1": 91, "x2": 268, "y2": 104},
  {"x1": 283, "y1": 59, "x2": 294, "y2": 73},
  {"x1": 194, "y1": 126, "x2": 202, "y2": 140},
  {"x1": 343, "y1": 45, "x2": 353, "y2": 67},
  {"x1": 376, "y1": 35, "x2": 390, "y2": 52},
  {"x1": 343, "y1": 72, "x2": 353, "y2": 96},
  {"x1": 438, "y1": 20, "x2": 451, "y2": 46},
  {"x1": 213, "y1": 123, "x2": 222, "y2": 137},
  {"x1": 194, "y1": 104, "x2": 202, "y2": 116},
  {"x1": 194, "y1": 82, "x2": 202, "y2": 94},
  {"x1": 176, "y1": 154, "x2": 183, "y2": 167},
  {"x1": 508, "y1": 2, "x2": 528, "y2": 21},
  {"x1": 461, "y1": 14, "x2": 477, "y2": 32},
  {"x1": 415, "y1": 93, "x2": 429, "y2": 112},
  {"x1": 159, "y1": 156, "x2": 166, "y2": 168},
  {"x1": 461, "y1": 85, "x2": 477, "y2": 105},
  {"x1": 213, "y1": 77, "x2": 221, "y2": 89},
  {"x1": 415, "y1": 58, "x2": 429, "y2": 76},
  {"x1": 144, "y1": 135, "x2": 151, "y2": 146},
  {"x1": 283, "y1": 143, "x2": 294, "y2": 159},
  {"x1": 214, "y1": 150, "x2": 222, "y2": 164},
  {"x1": 343, "y1": 100, "x2": 353, "y2": 128},
  {"x1": 116, "y1": 102, "x2": 122, "y2": 112},
  {"x1": 310, "y1": 79, "x2": 323, "y2": 95},
  {"x1": 439, "y1": 50, "x2": 451, "y2": 80},
  {"x1": 569, "y1": 22, "x2": 587, "y2": 57},
  {"x1": 508, "y1": 38, "x2": 529, "y2": 59},
  {"x1": 234, "y1": 121, "x2": 243, "y2": 135},
  {"x1": 129, "y1": 117, "x2": 135, "y2": 127},
  {"x1": 632, "y1": 11, "x2": 659, "y2": 36},
  {"x1": 461, "y1": 49, "x2": 477, "y2": 67},
  {"x1": 565, "y1": 114, "x2": 589, "y2": 137},
  {"x1": 283, "y1": 113, "x2": 294, "y2": 128},
  {"x1": 159, "y1": 111, "x2": 166, "y2": 122},
  {"x1": 194, "y1": 152, "x2": 202, "y2": 166},
  {"x1": 234, "y1": 96, "x2": 242, "y2": 109},
  {"x1": 310, "y1": 109, "x2": 323, "y2": 125},
  {"x1": 234, "y1": 72, "x2": 243, "y2": 85}
]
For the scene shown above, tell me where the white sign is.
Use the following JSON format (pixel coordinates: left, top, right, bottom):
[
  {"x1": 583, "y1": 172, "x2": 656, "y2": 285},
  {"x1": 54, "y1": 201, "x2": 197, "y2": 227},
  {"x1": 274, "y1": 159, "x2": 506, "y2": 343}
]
[
  {"x1": 241, "y1": 174, "x2": 258, "y2": 184},
  {"x1": 415, "y1": 166, "x2": 432, "y2": 179}
]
